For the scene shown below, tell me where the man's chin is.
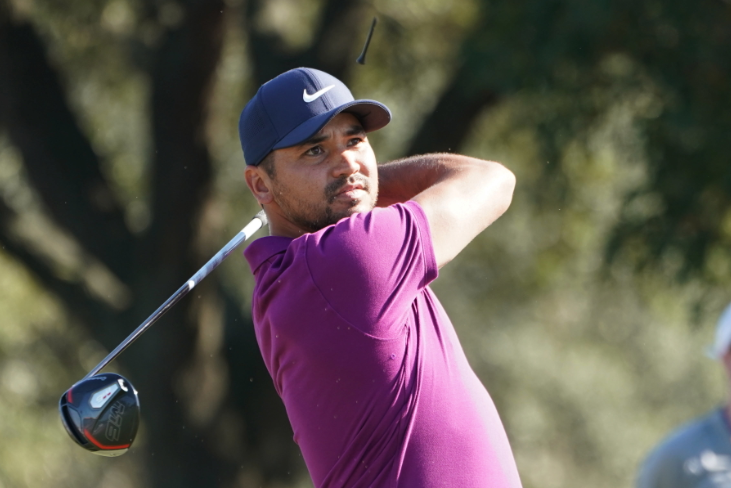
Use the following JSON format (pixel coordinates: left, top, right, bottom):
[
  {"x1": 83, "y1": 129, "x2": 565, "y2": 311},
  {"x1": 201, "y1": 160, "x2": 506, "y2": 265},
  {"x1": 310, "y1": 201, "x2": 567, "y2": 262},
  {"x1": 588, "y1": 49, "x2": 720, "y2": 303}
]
[
  {"x1": 290, "y1": 198, "x2": 375, "y2": 233},
  {"x1": 333, "y1": 200, "x2": 374, "y2": 219}
]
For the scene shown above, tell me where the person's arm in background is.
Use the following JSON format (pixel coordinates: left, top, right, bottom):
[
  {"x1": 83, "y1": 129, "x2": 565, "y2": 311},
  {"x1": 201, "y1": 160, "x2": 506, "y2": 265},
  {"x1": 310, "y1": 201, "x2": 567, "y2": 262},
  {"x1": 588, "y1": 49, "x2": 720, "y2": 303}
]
[{"x1": 377, "y1": 153, "x2": 515, "y2": 268}]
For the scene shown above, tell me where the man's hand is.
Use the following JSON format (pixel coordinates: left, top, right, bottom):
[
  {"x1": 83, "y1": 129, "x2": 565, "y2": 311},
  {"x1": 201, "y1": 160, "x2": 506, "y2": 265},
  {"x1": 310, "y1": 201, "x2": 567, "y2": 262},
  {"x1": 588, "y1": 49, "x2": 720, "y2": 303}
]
[{"x1": 377, "y1": 153, "x2": 515, "y2": 268}]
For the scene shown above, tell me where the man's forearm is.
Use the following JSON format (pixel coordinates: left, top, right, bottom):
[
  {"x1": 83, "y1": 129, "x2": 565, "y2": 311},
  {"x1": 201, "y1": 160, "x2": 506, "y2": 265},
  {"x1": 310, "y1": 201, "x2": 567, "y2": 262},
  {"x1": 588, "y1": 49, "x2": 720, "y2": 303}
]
[
  {"x1": 376, "y1": 152, "x2": 515, "y2": 268},
  {"x1": 376, "y1": 153, "x2": 462, "y2": 207}
]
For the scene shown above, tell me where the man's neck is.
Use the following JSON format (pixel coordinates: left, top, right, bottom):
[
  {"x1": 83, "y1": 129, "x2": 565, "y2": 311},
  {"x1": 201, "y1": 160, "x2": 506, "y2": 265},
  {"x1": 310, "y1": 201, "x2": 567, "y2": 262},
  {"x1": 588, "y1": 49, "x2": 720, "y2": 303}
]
[{"x1": 263, "y1": 207, "x2": 310, "y2": 238}]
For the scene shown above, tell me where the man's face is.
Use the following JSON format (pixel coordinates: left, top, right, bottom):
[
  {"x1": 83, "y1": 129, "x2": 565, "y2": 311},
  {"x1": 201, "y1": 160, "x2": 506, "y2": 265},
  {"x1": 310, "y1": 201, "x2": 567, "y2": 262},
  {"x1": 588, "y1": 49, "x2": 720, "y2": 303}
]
[{"x1": 259, "y1": 112, "x2": 378, "y2": 233}]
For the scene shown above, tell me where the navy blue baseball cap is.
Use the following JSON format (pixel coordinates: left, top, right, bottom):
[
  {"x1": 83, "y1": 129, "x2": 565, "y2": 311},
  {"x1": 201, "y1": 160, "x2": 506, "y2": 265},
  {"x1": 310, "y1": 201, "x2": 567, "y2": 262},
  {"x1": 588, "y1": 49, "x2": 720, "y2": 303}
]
[{"x1": 239, "y1": 68, "x2": 391, "y2": 166}]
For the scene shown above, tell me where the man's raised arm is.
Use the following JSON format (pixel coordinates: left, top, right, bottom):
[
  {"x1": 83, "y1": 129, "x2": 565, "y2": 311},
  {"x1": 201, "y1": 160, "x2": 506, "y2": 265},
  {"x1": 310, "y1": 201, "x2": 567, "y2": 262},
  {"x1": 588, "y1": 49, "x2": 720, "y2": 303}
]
[{"x1": 377, "y1": 153, "x2": 516, "y2": 268}]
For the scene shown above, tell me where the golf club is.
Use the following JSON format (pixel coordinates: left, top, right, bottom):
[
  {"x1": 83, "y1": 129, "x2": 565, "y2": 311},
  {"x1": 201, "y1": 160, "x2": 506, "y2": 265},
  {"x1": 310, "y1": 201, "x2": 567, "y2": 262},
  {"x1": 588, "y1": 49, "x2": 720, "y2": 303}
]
[
  {"x1": 59, "y1": 210, "x2": 268, "y2": 455},
  {"x1": 59, "y1": 373, "x2": 140, "y2": 456},
  {"x1": 356, "y1": 17, "x2": 377, "y2": 65}
]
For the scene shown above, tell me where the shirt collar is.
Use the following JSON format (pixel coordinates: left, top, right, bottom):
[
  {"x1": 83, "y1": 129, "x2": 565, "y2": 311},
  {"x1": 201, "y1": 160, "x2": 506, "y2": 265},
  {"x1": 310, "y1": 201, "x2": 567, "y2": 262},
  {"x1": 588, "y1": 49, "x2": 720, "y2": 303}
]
[{"x1": 244, "y1": 235, "x2": 293, "y2": 274}]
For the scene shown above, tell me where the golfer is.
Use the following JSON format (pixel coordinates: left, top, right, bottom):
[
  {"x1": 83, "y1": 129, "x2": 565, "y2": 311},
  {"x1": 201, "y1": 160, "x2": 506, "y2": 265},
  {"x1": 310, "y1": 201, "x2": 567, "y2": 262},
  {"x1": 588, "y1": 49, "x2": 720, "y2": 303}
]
[
  {"x1": 637, "y1": 301, "x2": 731, "y2": 488},
  {"x1": 239, "y1": 67, "x2": 522, "y2": 487}
]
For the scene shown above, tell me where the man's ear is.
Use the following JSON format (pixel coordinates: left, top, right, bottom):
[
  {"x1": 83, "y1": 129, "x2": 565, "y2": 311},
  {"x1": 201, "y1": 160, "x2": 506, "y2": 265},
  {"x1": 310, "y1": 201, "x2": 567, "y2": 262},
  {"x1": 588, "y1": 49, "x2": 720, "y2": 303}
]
[{"x1": 245, "y1": 166, "x2": 274, "y2": 205}]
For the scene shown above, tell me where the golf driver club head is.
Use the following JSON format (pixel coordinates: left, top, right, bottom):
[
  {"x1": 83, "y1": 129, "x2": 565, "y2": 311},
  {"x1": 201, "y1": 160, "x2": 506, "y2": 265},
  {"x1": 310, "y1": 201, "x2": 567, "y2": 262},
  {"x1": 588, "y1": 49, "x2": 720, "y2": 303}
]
[{"x1": 59, "y1": 373, "x2": 140, "y2": 456}]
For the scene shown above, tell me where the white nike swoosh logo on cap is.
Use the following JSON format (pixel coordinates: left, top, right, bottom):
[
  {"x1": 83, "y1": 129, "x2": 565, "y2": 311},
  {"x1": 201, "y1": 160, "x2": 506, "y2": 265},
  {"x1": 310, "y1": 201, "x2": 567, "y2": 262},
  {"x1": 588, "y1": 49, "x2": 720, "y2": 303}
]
[{"x1": 303, "y1": 85, "x2": 335, "y2": 103}]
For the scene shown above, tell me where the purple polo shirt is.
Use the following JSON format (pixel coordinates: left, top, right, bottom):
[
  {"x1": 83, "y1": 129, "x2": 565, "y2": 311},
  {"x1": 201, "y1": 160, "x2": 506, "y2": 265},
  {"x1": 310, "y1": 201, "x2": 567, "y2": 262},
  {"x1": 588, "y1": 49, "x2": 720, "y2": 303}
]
[{"x1": 244, "y1": 201, "x2": 522, "y2": 488}]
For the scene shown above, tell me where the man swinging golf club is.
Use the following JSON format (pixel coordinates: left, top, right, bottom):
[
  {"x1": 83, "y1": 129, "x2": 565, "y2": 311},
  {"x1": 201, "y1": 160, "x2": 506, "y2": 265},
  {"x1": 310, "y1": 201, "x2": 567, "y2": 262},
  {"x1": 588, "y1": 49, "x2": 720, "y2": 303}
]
[{"x1": 239, "y1": 67, "x2": 522, "y2": 487}]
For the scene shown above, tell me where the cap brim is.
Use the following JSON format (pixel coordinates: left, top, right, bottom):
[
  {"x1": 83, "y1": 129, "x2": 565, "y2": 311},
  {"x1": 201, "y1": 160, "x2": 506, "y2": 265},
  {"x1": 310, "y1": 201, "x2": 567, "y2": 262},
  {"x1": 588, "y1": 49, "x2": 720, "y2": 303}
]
[{"x1": 273, "y1": 100, "x2": 391, "y2": 151}]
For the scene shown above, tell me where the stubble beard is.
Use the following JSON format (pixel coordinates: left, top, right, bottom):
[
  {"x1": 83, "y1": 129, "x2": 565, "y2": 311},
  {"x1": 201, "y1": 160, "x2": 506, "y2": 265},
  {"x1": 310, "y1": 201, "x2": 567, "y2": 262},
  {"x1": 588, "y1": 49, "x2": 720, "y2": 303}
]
[{"x1": 273, "y1": 174, "x2": 378, "y2": 233}]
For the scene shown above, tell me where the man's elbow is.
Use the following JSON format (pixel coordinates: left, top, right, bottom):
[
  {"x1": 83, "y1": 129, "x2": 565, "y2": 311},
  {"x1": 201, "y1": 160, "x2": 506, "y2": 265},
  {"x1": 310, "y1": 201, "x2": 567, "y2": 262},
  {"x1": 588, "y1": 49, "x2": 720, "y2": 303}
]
[
  {"x1": 501, "y1": 164, "x2": 516, "y2": 209},
  {"x1": 482, "y1": 160, "x2": 516, "y2": 214}
]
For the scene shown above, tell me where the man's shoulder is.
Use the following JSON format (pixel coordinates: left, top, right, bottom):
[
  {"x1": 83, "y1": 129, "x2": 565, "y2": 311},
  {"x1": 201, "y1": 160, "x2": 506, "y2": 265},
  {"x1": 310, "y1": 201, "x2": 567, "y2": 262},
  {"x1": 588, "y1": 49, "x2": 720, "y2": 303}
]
[
  {"x1": 314, "y1": 201, "x2": 426, "y2": 239},
  {"x1": 246, "y1": 201, "x2": 433, "y2": 282},
  {"x1": 637, "y1": 409, "x2": 731, "y2": 488},
  {"x1": 302, "y1": 201, "x2": 431, "y2": 260},
  {"x1": 650, "y1": 410, "x2": 725, "y2": 458},
  {"x1": 248, "y1": 201, "x2": 437, "y2": 341},
  {"x1": 638, "y1": 409, "x2": 726, "y2": 477}
]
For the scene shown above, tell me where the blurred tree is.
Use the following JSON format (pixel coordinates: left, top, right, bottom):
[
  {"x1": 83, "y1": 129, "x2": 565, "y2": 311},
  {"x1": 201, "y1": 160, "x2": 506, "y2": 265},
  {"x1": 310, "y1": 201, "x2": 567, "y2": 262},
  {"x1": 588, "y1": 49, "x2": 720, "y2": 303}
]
[
  {"x1": 0, "y1": 0, "x2": 245, "y2": 486},
  {"x1": 0, "y1": 0, "x2": 336, "y2": 485},
  {"x1": 0, "y1": 0, "x2": 438, "y2": 486},
  {"x1": 411, "y1": 0, "x2": 731, "y2": 279}
]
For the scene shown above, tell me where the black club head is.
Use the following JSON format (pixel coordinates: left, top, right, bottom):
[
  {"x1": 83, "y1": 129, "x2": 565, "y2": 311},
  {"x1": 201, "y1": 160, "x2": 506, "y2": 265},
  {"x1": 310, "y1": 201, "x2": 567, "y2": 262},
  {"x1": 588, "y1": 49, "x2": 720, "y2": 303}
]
[{"x1": 59, "y1": 373, "x2": 140, "y2": 456}]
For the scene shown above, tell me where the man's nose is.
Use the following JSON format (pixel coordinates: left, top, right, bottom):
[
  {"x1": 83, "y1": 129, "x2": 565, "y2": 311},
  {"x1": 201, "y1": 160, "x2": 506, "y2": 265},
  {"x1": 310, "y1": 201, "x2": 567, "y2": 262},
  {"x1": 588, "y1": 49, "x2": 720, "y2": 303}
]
[{"x1": 332, "y1": 149, "x2": 361, "y2": 178}]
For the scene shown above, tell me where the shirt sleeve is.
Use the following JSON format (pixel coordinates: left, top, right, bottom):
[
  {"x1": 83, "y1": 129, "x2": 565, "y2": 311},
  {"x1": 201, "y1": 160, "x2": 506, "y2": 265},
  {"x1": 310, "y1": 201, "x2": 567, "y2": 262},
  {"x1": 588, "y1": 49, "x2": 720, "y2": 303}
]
[{"x1": 303, "y1": 201, "x2": 438, "y2": 338}]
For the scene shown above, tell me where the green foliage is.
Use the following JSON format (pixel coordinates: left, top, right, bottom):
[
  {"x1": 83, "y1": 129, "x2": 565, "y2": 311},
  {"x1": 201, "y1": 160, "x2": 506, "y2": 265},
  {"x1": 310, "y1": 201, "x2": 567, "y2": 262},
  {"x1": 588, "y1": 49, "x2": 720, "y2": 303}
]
[
  {"x1": 0, "y1": 242, "x2": 145, "y2": 487},
  {"x1": 456, "y1": 0, "x2": 731, "y2": 278},
  {"x1": 434, "y1": 92, "x2": 729, "y2": 487}
]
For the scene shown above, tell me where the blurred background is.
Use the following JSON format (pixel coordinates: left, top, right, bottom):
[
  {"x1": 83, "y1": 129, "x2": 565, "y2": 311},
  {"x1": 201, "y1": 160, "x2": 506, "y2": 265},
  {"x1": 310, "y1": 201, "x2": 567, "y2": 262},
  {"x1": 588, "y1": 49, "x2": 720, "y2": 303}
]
[{"x1": 1, "y1": 0, "x2": 730, "y2": 486}]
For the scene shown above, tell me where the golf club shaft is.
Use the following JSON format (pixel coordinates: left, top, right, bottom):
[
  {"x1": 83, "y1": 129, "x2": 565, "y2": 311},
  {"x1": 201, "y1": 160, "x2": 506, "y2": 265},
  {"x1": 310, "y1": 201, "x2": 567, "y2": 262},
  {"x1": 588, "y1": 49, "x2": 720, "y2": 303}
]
[
  {"x1": 356, "y1": 17, "x2": 377, "y2": 65},
  {"x1": 84, "y1": 210, "x2": 268, "y2": 379}
]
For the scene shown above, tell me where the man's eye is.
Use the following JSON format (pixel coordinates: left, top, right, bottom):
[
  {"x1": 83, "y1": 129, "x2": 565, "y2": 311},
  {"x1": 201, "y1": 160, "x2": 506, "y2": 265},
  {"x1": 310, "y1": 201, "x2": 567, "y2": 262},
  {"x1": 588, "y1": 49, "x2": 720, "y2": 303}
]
[
  {"x1": 348, "y1": 137, "x2": 364, "y2": 146},
  {"x1": 305, "y1": 146, "x2": 323, "y2": 156}
]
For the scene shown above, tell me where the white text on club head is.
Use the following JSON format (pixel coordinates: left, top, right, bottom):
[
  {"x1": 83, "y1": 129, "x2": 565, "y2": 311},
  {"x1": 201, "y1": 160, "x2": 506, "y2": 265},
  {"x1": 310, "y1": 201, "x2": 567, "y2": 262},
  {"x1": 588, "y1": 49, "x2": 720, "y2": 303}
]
[{"x1": 90, "y1": 383, "x2": 120, "y2": 409}]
